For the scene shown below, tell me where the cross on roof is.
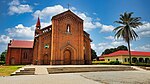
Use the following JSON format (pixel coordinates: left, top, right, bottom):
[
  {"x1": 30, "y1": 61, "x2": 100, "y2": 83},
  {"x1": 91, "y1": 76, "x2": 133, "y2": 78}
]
[{"x1": 67, "y1": 4, "x2": 71, "y2": 10}]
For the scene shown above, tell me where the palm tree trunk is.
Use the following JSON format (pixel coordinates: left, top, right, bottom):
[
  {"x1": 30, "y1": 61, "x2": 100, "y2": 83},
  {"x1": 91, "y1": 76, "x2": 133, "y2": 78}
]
[{"x1": 127, "y1": 40, "x2": 132, "y2": 65}]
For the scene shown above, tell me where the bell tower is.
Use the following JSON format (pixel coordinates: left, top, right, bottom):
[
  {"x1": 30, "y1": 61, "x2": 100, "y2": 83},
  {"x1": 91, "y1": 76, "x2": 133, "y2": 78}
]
[
  {"x1": 35, "y1": 17, "x2": 41, "y2": 37},
  {"x1": 33, "y1": 17, "x2": 42, "y2": 65}
]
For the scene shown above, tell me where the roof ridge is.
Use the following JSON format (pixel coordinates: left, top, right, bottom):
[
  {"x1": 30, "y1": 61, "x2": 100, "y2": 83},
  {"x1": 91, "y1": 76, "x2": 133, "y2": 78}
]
[{"x1": 12, "y1": 40, "x2": 33, "y2": 42}]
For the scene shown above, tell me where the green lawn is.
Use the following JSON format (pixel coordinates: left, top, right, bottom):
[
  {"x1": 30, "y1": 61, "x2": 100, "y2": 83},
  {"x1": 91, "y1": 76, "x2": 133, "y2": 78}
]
[{"x1": 0, "y1": 65, "x2": 24, "y2": 76}]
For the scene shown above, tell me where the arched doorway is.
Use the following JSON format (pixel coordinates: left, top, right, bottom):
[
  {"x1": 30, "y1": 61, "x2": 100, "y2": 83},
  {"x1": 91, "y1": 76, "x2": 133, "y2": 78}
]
[
  {"x1": 145, "y1": 58, "x2": 149, "y2": 63},
  {"x1": 64, "y1": 49, "x2": 71, "y2": 65},
  {"x1": 43, "y1": 55, "x2": 49, "y2": 65},
  {"x1": 132, "y1": 57, "x2": 137, "y2": 63},
  {"x1": 11, "y1": 57, "x2": 15, "y2": 65},
  {"x1": 139, "y1": 58, "x2": 144, "y2": 63}
]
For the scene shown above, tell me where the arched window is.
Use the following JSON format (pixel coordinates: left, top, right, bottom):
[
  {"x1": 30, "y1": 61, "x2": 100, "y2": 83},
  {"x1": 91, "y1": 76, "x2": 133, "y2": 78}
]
[
  {"x1": 125, "y1": 58, "x2": 127, "y2": 62},
  {"x1": 116, "y1": 58, "x2": 118, "y2": 61},
  {"x1": 66, "y1": 24, "x2": 71, "y2": 33}
]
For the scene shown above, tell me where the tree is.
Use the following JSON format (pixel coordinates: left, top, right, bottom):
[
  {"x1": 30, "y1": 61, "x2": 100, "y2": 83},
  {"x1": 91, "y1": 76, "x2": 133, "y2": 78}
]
[
  {"x1": 0, "y1": 50, "x2": 7, "y2": 62},
  {"x1": 102, "y1": 49, "x2": 112, "y2": 55},
  {"x1": 116, "y1": 45, "x2": 128, "y2": 51},
  {"x1": 114, "y1": 12, "x2": 142, "y2": 65},
  {"x1": 91, "y1": 49, "x2": 97, "y2": 60},
  {"x1": 102, "y1": 45, "x2": 128, "y2": 55}
]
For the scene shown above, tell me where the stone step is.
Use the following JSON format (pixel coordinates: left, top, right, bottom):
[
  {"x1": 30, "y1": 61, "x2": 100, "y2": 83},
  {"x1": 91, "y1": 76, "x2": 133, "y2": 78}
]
[
  {"x1": 15, "y1": 72, "x2": 34, "y2": 75},
  {"x1": 20, "y1": 70, "x2": 34, "y2": 73},
  {"x1": 11, "y1": 68, "x2": 35, "y2": 76},
  {"x1": 47, "y1": 66, "x2": 136, "y2": 74},
  {"x1": 24, "y1": 68, "x2": 35, "y2": 71},
  {"x1": 146, "y1": 67, "x2": 150, "y2": 70}
]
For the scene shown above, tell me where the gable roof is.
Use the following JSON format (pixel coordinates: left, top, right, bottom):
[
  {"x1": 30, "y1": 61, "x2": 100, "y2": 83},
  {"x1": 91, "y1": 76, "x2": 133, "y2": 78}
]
[
  {"x1": 103, "y1": 50, "x2": 150, "y2": 57},
  {"x1": 9, "y1": 40, "x2": 33, "y2": 48},
  {"x1": 52, "y1": 10, "x2": 83, "y2": 22}
]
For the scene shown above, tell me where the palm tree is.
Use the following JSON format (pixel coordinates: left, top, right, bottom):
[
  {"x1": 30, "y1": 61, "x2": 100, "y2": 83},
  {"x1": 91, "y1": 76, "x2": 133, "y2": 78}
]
[{"x1": 114, "y1": 12, "x2": 142, "y2": 65}]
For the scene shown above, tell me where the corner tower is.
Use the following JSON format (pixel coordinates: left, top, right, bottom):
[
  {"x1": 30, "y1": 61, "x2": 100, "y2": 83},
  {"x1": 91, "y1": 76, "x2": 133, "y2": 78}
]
[{"x1": 35, "y1": 17, "x2": 41, "y2": 37}]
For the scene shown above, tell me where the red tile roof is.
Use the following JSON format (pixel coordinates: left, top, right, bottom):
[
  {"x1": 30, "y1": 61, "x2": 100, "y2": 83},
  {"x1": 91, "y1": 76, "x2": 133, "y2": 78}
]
[
  {"x1": 9, "y1": 40, "x2": 33, "y2": 48},
  {"x1": 103, "y1": 50, "x2": 150, "y2": 57},
  {"x1": 99, "y1": 56, "x2": 105, "y2": 61}
]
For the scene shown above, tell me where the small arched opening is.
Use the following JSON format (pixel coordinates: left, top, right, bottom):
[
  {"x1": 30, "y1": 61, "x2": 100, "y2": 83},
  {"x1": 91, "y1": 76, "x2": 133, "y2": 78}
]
[
  {"x1": 139, "y1": 58, "x2": 144, "y2": 63},
  {"x1": 145, "y1": 58, "x2": 149, "y2": 63},
  {"x1": 66, "y1": 24, "x2": 71, "y2": 33},
  {"x1": 132, "y1": 57, "x2": 137, "y2": 63}
]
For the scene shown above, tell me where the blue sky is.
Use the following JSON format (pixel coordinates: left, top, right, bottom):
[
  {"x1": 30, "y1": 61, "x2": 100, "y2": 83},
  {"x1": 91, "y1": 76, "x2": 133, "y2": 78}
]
[{"x1": 0, "y1": 0, "x2": 150, "y2": 55}]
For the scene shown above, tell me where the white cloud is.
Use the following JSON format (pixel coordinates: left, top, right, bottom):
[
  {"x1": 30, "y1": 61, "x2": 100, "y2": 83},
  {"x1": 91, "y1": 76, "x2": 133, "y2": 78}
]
[
  {"x1": 6, "y1": 24, "x2": 34, "y2": 40},
  {"x1": 76, "y1": 11, "x2": 114, "y2": 32},
  {"x1": 100, "y1": 25, "x2": 114, "y2": 32},
  {"x1": 70, "y1": 7, "x2": 76, "y2": 10},
  {"x1": 92, "y1": 40, "x2": 127, "y2": 56},
  {"x1": 9, "y1": 0, "x2": 20, "y2": 5},
  {"x1": 0, "y1": 44, "x2": 7, "y2": 54},
  {"x1": 15, "y1": 24, "x2": 24, "y2": 29},
  {"x1": 135, "y1": 22, "x2": 150, "y2": 37},
  {"x1": 0, "y1": 35, "x2": 11, "y2": 44},
  {"x1": 105, "y1": 36, "x2": 114, "y2": 40},
  {"x1": 96, "y1": 18, "x2": 100, "y2": 21},
  {"x1": 0, "y1": 35, "x2": 11, "y2": 54},
  {"x1": 33, "y1": 5, "x2": 115, "y2": 32},
  {"x1": 33, "y1": 5, "x2": 67, "y2": 19},
  {"x1": 135, "y1": 44, "x2": 150, "y2": 51},
  {"x1": 91, "y1": 43, "x2": 97, "y2": 50},
  {"x1": 0, "y1": 22, "x2": 50, "y2": 54},
  {"x1": 5, "y1": 21, "x2": 50, "y2": 40},
  {"x1": 8, "y1": 0, "x2": 32, "y2": 15},
  {"x1": 111, "y1": 41, "x2": 126, "y2": 47},
  {"x1": 75, "y1": 12, "x2": 97, "y2": 31}
]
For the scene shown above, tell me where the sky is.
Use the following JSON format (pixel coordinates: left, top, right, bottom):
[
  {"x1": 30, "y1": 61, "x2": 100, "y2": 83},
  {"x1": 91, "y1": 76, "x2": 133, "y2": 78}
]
[{"x1": 0, "y1": 0, "x2": 150, "y2": 56}]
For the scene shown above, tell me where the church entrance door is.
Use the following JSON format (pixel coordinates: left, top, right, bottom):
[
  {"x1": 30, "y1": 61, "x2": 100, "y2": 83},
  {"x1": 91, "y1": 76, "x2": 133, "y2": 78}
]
[
  {"x1": 64, "y1": 50, "x2": 71, "y2": 64},
  {"x1": 11, "y1": 58, "x2": 15, "y2": 65}
]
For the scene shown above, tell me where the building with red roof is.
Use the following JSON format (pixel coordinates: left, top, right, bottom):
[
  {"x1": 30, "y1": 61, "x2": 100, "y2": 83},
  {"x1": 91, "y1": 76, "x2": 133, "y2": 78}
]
[
  {"x1": 6, "y1": 10, "x2": 92, "y2": 65},
  {"x1": 103, "y1": 50, "x2": 150, "y2": 64},
  {"x1": 6, "y1": 40, "x2": 33, "y2": 65}
]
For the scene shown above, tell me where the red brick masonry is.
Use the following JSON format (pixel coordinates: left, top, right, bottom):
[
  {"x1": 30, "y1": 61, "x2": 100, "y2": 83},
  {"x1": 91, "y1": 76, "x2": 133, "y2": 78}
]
[{"x1": 6, "y1": 10, "x2": 92, "y2": 65}]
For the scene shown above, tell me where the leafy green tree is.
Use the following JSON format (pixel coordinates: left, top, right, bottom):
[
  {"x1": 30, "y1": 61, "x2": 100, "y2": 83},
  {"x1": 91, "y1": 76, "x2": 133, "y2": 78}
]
[
  {"x1": 114, "y1": 12, "x2": 142, "y2": 65},
  {"x1": 102, "y1": 45, "x2": 128, "y2": 55},
  {"x1": 91, "y1": 49, "x2": 97, "y2": 60},
  {"x1": 0, "y1": 50, "x2": 7, "y2": 62},
  {"x1": 116, "y1": 45, "x2": 128, "y2": 51}
]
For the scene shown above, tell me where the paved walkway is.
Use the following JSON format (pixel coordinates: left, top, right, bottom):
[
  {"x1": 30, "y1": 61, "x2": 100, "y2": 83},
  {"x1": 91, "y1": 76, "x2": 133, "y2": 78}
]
[
  {"x1": 131, "y1": 66, "x2": 147, "y2": 71},
  {"x1": 1, "y1": 71, "x2": 150, "y2": 84},
  {"x1": 0, "y1": 73, "x2": 100, "y2": 84},
  {"x1": 81, "y1": 71, "x2": 150, "y2": 84},
  {"x1": 35, "y1": 67, "x2": 49, "y2": 75},
  {"x1": 12, "y1": 65, "x2": 147, "y2": 75}
]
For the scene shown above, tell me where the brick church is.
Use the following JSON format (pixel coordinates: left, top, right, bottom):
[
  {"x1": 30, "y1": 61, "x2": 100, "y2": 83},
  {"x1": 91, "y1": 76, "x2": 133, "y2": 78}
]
[{"x1": 6, "y1": 10, "x2": 92, "y2": 65}]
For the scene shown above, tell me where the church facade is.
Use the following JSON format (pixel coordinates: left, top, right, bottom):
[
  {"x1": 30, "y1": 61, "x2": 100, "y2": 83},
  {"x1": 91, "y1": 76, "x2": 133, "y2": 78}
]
[{"x1": 6, "y1": 10, "x2": 92, "y2": 65}]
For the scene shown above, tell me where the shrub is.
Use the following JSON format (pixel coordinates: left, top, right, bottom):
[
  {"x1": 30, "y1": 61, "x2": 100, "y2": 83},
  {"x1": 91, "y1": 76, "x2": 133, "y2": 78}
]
[
  {"x1": 92, "y1": 61, "x2": 109, "y2": 65},
  {"x1": 134, "y1": 62, "x2": 150, "y2": 67},
  {"x1": 0, "y1": 61, "x2": 5, "y2": 65},
  {"x1": 109, "y1": 61, "x2": 121, "y2": 65}
]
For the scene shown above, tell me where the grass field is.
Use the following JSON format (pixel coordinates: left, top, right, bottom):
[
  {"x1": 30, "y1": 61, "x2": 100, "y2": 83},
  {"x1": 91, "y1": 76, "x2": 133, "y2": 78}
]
[{"x1": 0, "y1": 65, "x2": 24, "y2": 76}]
